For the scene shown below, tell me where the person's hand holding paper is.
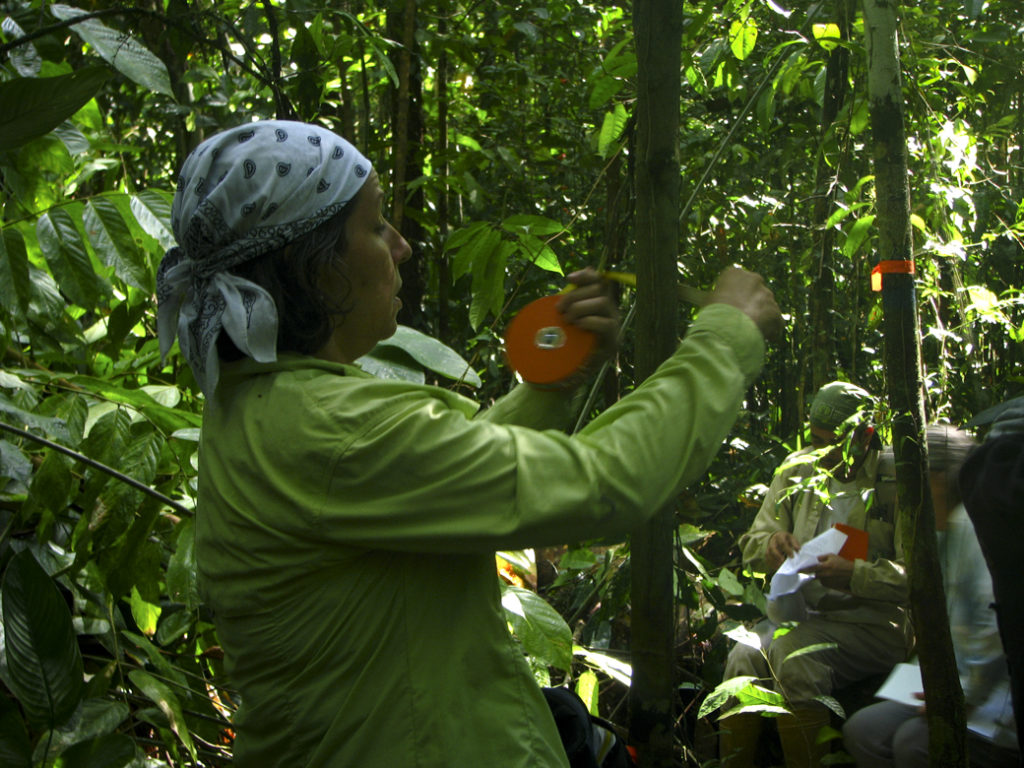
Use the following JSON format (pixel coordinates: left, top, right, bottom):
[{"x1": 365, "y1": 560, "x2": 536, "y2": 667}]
[{"x1": 768, "y1": 527, "x2": 848, "y2": 599}]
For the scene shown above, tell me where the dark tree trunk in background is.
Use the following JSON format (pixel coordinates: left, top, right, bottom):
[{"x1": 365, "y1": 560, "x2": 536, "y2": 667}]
[
  {"x1": 389, "y1": 0, "x2": 428, "y2": 333},
  {"x1": 809, "y1": 0, "x2": 855, "y2": 393},
  {"x1": 862, "y1": 2, "x2": 966, "y2": 766},
  {"x1": 629, "y1": 1, "x2": 682, "y2": 765}
]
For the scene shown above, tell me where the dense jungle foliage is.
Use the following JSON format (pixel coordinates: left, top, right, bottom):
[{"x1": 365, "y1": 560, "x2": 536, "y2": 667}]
[{"x1": 0, "y1": 0, "x2": 1021, "y2": 765}]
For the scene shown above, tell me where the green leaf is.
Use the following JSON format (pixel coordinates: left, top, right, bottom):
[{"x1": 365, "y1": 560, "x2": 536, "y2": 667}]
[
  {"x1": 574, "y1": 647, "x2": 632, "y2": 686},
  {"x1": 0, "y1": 693, "x2": 32, "y2": 768},
  {"x1": 782, "y1": 642, "x2": 838, "y2": 665},
  {"x1": 812, "y1": 23, "x2": 841, "y2": 52},
  {"x1": 24, "y1": 451, "x2": 75, "y2": 526},
  {"x1": 451, "y1": 224, "x2": 500, "y2": 282},
  {"x1": 36, "y1": 208, "x2": 111, "y2": 309},
  {"x1": 698, "y1": 675, "x2": 758, "y2": 719},
  {"x1": 33, "y1": 698, "x2": 131, "y2": 766},
  {"x1": 0, "y1": 393, "x2": 71, "y2": 442},
  {"x1": 166, "y1": 519, "x2": 199, "y2": 611},
  {"x1": 500, "y1": 214, "x2": 565, "y2": 237},
  {"x1": 1, "y1": 550, "x2": 85, "y2": 730},
  {"x1": 2, "y1": 17, "x2": 40, "y2": 77},
  {"x1": 367, "y1": 325, "x2": 481, "y2": 387},
  {"x1": 515, "y1": 233, "x2": 563, "y2": 275},
  {"x1": 576, "y1": 670, "x2": 599, "y2": 715},
  {"x1": 501, "y1": 584, "x2": 573, "y2": 673},
  {"x1": 729, "y1": 17, "x2": 758, "y2": 61},
  {"x1": 129, "y1": 586, "x2": 161, "y2": 637},
  {"x1": 598, "y1": 103, "x2": 628, "y2": 158},
  {"x1": 127, "y1": 671, "x2": 196, "y2": 762},
  {"x1": 469, "y1": 240, "x2": 511, "y2": 330},
  {"x1": 53, "y1": 733, "x2": 135, "y2": 768},
  {"x1": 0, "y1": 228, "x2": 33, "y2": 317},
  {"x1": 0, "y1": 67, "x2": 110, "y2": 152},
  {"x1": 51, "y1": 5, "x2": 174, "y2": 98},
  {"x1": 716, "y1": 567, "x2": 745, "y2": 597},
  {"x1": 842, "y1": 215, "x2": 876, "y2": 259},
  {"x1": 130, "y1": 190, "x2": 176, "y2": 251},
  {"x1": 0, "y1": 440, "x2": 33, "y2": 496},
  {"x1": 84, "y1": 197, "x2": 153, "y2": 292}
]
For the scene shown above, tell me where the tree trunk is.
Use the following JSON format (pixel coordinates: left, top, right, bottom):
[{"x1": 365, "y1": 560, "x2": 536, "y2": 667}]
[
  {"x1": 809, "y1": 0, "x2": 855, "y2": 393},
  {"x1": 629, "y1": 1, "x2": 682, "y2": 765},
  {"x1": 862, "y1": 2, "x2": 966, "y2": 766}
]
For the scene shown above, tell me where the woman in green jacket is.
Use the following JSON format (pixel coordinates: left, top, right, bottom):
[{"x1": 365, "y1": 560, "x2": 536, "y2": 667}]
[{"x1": 157, "y1": 120, "x2": 781, "y2": 767}]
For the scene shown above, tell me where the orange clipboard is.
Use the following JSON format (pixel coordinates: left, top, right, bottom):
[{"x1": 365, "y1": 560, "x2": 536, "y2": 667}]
[{"x1": 834, "y1": 522, "x2": 869, "y2": 561}]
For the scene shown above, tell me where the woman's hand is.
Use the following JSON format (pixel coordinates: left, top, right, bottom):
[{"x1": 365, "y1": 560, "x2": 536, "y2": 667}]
[{"x1": 557, "y1": 268, "x2": 620, "y2": 355}]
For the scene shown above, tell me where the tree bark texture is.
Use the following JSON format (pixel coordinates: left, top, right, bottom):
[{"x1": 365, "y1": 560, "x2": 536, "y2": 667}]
[
  {"x1": 862, "y1": 3, "x2": 967, "y2": 766},
  {"x1": 630, "y1": 1, "x2": 682, "y2": 766}
]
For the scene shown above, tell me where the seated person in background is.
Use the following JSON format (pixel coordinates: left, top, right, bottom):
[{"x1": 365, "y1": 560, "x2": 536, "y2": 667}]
[
  {"x1": 719, "y1": 381, "x2": 910, "y2": 768},
  {"x1": 843, "y1": 425, "x2": 1018, "y2": 768}
]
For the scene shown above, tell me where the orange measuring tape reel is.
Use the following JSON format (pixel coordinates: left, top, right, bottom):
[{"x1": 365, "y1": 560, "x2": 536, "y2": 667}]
[{"x1": 504, "y1": 294, "x2": 596, "y2": 386}]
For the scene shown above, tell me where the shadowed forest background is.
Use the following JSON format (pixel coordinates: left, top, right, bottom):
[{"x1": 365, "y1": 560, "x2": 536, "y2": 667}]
[{"x1": 0, "y1": 0, "x2": 1021, "y2": 766}]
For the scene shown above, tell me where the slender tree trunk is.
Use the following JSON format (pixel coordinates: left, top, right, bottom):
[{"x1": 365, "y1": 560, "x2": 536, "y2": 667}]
[
  {"x1": 436, "y1": 9, "x2": 451, "y2": 340},
  {"x1": 809, "y1": 0, "x2": 855, "y2": 392},
  {"x1": 862, "y1": 3, "x2": 966, "y2": 766},
  {"x1": 630, "y1": 1, "x2": 681, "y2": 765}
]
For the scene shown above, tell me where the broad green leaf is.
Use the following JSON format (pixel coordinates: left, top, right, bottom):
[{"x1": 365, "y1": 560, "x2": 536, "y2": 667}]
[
  {"x1": 0, "y1": 393, "x2": 71, "y2": 442},
  {"x1": 576, "y1": 670, "x2": 599, "y2": 715},
  {"x1": 598, "y1": 103, "x2": 627, "y2": 158},
  {"x1": 368, "y1": 325, "x2": 481, "y2": 387},
  {"x1": 0, "y1": 692, "x2": 32, "y2": 768},
  {"x1": 515, "y1": 233, "x2": 563, "y2": 274},
  {"x1": 814, "y1": 696, "x2": 846, "y2": 720},
  {"x1": 24, "y1": 452, "x2": 75, "y2": 524},
  {"x1": 128, "y1": 670, "x2": 196, "y2": 761},
  {"x1": 469, "y1": 239, "x2": 511, "y2": 330},
  {"x1": 716, "y1": 567, "x2": 745, "y2": 597},
  {"x1": 842, "y1": 215, "x2": 876, "y2": 259},
  {"x1": 451, "y1": 224, "x2": 500, "y2": 282},
  {"x1": 729, "y1": 17, "x2": 758, "y2": 61},
  {"x1": 0, "y1": 67, "x2": 110, "y2": 151},
  {"x1": 130, "y1": 190, "x2": 176, "y2": 251},
  {"x1": 166, "y1": 519, "x2": 199, "y2": 611},
  {"x1": 84, "y1": 197, "x2": 152, "y2": 291},
  {"x1": 698, "y1": 675, "x2": 758, "y2": 719},
  {"x1": 0, "y1": 440, "x2": 33, "y2": 495},
  {"x1": 724, "y1": 625, "x2": 762, "y2": 651},
  {"x1": 32, "y1": 698, "x2": 130, "y2": 766},
  {"x1": 588, "y1": 75, "x2": 623, "y2": 111},
  {"x1": 130, "y1": 587, "x2": 161, "y2": 637},
  {"x1": 501, "y1": 584, "x2": 573, "y2": 673},
  {"x1": 500, "y1": 214, "x2": 565, "y2": 237},
  {"x1": 2, "y1": 17, "x2": 40, "y2": 77},
  {"x1": 0, "y1": 228, "x2": 33, "y2": 316},
  {"x1": 352, "y1": 351, "x2": 424, "y2": 384},
  {"x1": 1, "y1": 550, "x2": 85, "y2": 730},
  {"x1": 51, "y1": 5, "x2": 174, "y2": 98},
  {"x1": 53, "y1": 733, "x2": 135, "y2": 768},
  {"x1": 37, "y1": 208, "x2": 111, "y2": 309},
  {"x1": 559, "y1": 548, "x2": 599, "y2": 570},
  {"x1": 812, "y1": 23, "x2": 841, "y2": 52}
]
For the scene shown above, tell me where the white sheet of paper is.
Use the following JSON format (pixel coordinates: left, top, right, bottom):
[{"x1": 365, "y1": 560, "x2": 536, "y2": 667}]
[
  {"x1": 875, "y1": 662, "x2": 1002, "y2": 739},
  {"x1": 768, "y1": 527, "x2": 847, "y2": 598},
  {"x1": 876, "y1": 662, "x2": 923, "y2": 707}
]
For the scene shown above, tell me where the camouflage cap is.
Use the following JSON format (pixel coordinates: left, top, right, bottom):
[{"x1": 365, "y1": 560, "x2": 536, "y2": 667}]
[{"x1": 809, "y1": 381, "x2": 875, "y2": 432}]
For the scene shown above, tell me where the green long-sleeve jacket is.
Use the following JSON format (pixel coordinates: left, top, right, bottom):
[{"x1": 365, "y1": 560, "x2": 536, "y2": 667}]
[{"x1": 196, "y1": 303, "x2": 764, "y2": 767}]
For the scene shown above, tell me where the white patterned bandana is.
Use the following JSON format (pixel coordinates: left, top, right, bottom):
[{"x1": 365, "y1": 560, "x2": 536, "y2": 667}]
[{"x1": 156, "y1": 120, "x2": 372, "y2": 395}]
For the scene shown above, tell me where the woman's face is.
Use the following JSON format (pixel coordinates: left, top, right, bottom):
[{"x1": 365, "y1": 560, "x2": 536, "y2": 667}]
[{"x1": 318, "y1": 173, "x2": 412, "y2": 363}]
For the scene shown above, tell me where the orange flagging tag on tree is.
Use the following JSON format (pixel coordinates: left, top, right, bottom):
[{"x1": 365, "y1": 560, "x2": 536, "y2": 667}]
[{"x1": 870, "y1": 260, "x2": 915, "y2": 291}]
